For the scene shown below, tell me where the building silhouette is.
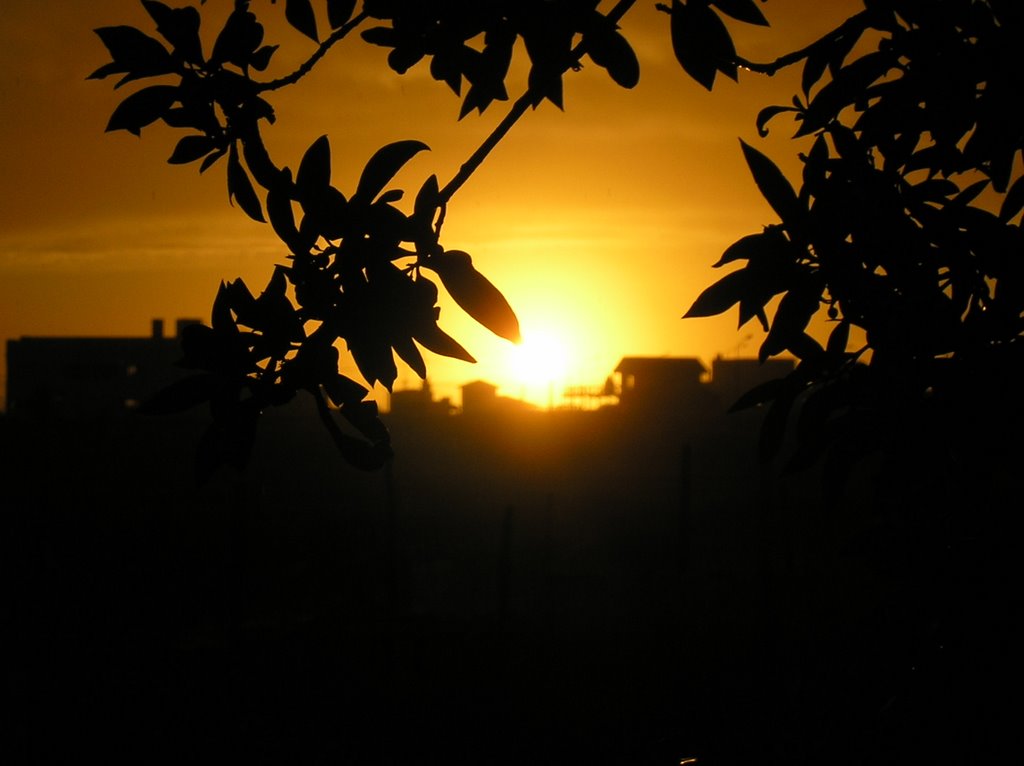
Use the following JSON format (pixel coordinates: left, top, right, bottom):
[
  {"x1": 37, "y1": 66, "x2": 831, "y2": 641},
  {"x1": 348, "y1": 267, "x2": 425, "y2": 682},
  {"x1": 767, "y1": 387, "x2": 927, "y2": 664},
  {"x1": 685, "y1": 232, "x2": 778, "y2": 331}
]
[
  {"x1": 6, "y1": 316, "x2": 795, "y2": 424},
  {"x1": 5, "y1": 319, "x2": 199, "y2": 419},
  {"x1": 614, "y1": 356, "x2": 709, "y2": 411},
  {"x1": 388, "y1": 380, "x2": 453, "y2": 418}
]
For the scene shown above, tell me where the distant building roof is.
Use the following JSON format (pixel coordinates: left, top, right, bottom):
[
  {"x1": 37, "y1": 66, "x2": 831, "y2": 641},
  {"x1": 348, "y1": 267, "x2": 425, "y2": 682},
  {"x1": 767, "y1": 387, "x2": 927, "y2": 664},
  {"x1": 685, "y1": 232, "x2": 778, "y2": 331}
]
[
  {"x1": 5, "y1": 319, "x2": 194, "y2": 419},
  {"x1": 461, "y1": 380, "x2": 498, "y2": 396},
  {"x1": 615, "y1": 357, "x2": 707, "y2": 376},
  {"x1": 613, "y1": 356, "x2": 712, "y2": 414}
]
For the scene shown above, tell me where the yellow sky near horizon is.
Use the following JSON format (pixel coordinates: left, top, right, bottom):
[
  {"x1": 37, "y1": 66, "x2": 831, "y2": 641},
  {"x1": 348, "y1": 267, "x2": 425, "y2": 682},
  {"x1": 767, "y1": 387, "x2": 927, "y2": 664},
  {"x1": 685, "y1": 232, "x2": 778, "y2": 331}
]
[{"x1": 0, "y1": 0, "x2": 864, "y2": 408}]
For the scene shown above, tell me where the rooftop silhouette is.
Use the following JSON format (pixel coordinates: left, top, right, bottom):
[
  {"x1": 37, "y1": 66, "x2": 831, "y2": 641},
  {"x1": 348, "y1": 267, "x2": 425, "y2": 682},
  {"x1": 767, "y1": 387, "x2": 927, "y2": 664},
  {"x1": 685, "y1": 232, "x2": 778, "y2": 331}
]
[{"x1": 6, "y1": 320, "x2": 795, "y2": 423}]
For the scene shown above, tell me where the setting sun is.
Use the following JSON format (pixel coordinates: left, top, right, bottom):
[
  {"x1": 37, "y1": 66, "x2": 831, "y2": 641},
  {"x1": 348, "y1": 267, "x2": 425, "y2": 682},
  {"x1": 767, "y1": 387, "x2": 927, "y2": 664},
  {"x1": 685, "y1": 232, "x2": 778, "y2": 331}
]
[{"x1": 503, "y1": 326, "x2": 571, "y2": 408}]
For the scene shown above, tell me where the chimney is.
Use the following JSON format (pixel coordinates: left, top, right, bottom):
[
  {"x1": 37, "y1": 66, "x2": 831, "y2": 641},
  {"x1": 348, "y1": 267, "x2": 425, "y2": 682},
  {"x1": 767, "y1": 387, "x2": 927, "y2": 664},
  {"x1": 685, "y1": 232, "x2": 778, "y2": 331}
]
[{"x1": 152, "y1": 319, "x2": 164, "y2": 339}]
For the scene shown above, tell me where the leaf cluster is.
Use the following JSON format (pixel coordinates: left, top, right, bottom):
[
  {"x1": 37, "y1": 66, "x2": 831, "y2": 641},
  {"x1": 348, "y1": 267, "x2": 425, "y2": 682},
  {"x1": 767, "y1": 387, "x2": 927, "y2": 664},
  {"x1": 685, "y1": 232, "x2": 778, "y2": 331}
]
[
  {"x1": 659, "y1": 0, "x2": 769, "y2": 91},
  {"x1": 360, "y1": 0, "x2": 642, "y2": 116},
  {"x1": 91, "y1": 1, "x2": 525, "y2": 477},
  {"x1": 94, "y1": 0, "x2": 1021, "y2": 481},
  {"x1": 684, "y1": 0, "x2": 1024, "y2": 474}
]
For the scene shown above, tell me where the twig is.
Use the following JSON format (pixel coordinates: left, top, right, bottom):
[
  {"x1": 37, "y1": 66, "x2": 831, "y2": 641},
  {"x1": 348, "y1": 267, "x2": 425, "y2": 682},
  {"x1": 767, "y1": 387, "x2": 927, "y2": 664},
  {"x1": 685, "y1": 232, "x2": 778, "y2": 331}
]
[
  {"x1": 733, "y1": 10, "x2": 873, "y2": 76},
  {"x1": 255, "y1": 11, "x2": 369, "y2": 92},
  {"x1": 654, "y1": 3, "x2": 872, "y2": 77}
]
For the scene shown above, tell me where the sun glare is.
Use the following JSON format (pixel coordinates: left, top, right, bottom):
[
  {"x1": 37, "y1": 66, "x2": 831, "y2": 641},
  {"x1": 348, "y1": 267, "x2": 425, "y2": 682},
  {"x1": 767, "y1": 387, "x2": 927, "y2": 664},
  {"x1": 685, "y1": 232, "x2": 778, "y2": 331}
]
[{"x1": 504, "y1": 328, "x2": 570, "y2": 408}]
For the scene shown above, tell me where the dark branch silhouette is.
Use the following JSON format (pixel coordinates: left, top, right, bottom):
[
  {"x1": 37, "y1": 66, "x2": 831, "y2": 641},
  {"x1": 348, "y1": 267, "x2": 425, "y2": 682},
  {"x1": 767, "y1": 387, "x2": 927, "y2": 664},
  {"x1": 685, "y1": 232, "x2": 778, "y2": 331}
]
[{"x1": 254, "y1": 10, "x2": 369, "y2": 92}]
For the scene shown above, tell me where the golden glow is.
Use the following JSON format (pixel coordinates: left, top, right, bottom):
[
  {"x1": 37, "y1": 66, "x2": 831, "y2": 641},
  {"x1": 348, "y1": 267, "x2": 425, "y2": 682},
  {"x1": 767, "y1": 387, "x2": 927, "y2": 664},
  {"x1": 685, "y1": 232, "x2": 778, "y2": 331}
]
[
  {"x1": 0, "y1": 1, "x2": 868, "y2": 409},
  {"x1": 503, "y1": 325, "x2": 571, "y2": 408}
]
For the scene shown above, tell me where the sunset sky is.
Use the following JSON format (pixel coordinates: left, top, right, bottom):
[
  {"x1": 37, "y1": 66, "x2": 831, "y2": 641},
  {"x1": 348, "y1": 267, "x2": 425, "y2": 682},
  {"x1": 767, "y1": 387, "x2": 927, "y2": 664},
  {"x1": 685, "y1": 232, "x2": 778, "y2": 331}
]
[{"x1": 0, "y1": 0, "x2": 864, "y2": 408}]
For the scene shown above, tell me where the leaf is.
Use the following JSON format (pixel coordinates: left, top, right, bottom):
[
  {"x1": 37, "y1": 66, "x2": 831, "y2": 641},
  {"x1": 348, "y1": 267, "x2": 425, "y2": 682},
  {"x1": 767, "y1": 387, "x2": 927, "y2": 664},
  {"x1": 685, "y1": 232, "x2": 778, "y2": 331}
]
[
  {"x1": 458, "y1": 21, "x2": 514, "y2": 114},
  {"x1": 296, "y1": 135, "x2": 331, "y2": 198},
  {"x1": 353, "y1": 140, "x2": 430, "y2": 205},
  {"x1": 210, "y1": 8, "x2": 264, "y2": 68},
  {"x1": 162, "y1": 100, "x2": 217, "y2": 131},
  {"x1": 801, "y1": 133, "x2": 830, "y2": 194},
  {"x1": 586, "y1": 26, "x2": 640, "y2": 89},
  {"x1": 141, "y1": 1, "x2": 204, "y2": 64},
  {"x1": 211, "y1": 280, "x2": 239, "y2": 337},
  {"x1": 954, "y1": 178, "x2": 989, "y2": 208},
  {"x1": 364, "y1": 200, "x2": 408, "y2": 245},
  {"x1": 522, "y1": 20, "x2": 572, "y2": 108},
  {"x1": 223, "y1": 277, "x2": 258, "y2": 318},
  {"x1": 241, "y1": 267, "x2": 304, "y2": 348},
  {"x1": 412, "y1": 321, "x2": 477, "y2": 364},
  {"x1": 826, "y1": 319, "x2": 850, "y2": 357},
  {"x1": 784, "y1": 332, "x2": 825, "y2": 363},
  {"x1": 670, "y1": 0, "x2": 737, "y2": 91},
  {"x1": 739, "y1": 139, "x2": 803, "y2": 227},
  {"x1": 106, "y1": 85, "x2": 178, "y2": 135},
  {"x1": 760, "y1": 279, "x2": 822, "y2": 361},
  {"x1": 227, "y1": 144, "x2": 266, "y2": 222},
  {"x1": 1000, "y1": 174, "x2": 1024, "y2": 222},
  {"x1": 388, "y1": 45, "x2": 425, "y2": 74},
  {"x1": 87, "y1": 62, "x2": 132, "y2": 83},
  {"x1": 267, "y1": 170, "x2": 304, "y2": 250},
  {"x1": 361, "y1": 27, "x2": 399, "y2": 48},
  {"x1": 340, "y1": 400, "x2": 391, "y2": 444},
  {"x1": 90, "y1": 25, "x2": 175, "y2": 83},
  {"x1": 250, "y1": 44, "x2": 279, "y2": 71},
  {"x1": 527, "y1": 63, "x2": 565, "y2": 110},
  {"x1": 755, "y1": 104, "x2": 798, "y2": 137},
  {"x1": 322, "y1": 373, "x2": 368, "y2": 408},
  {"x1": 739, "y1": 302, "x2": 770, "y2": 332},
  {"x1": 392, "y1": 335, "x2": 427, "y2": 379},
  {"x1": 199, "y1": 148, "x2": 227, "y2": 173},
  {"x1": 798, "y1": 50, "x2": 895, "y2": 136},
  {"x1": 710, "y1": 0, "x2": 769, "y2": 26},
  {"x1": 801, "y1": 49, "x2": 829, "y2": 98},
  {"x1": 313, "y1": 394, "x2": 391, "y2": 471},
  {"x1": 911, "y1": 177, "x2": 959, "y2": 203},
  {"x1": 411, "y1": 175, "x2": 441, "y2": 253},
  {"x1": 683, "y1": 267, "x2": 754, "y2": 318},
  {"x1": 349, "y1": 335, "x2": 398, "y2": 390},
  {"x1": 301, "y1": 185, "x2": 349, "y2": 240},
  {"x1": 376, "y1": 189, "x2": 404, "y2": 204},
  {"x1": 431, "y1": 50, "x2": 463, "y2": 96},
  {"x1": 414, "y1": 174, "x2": 440, "y2": 225},
  {"x1": 327, "y1": 0, "x2": 357, "y2": 29},
  {"x1": 285, "y1": 0, "x2": 319, "y2": 42},
  {"x1": 426, "y1": 250, "x2": 521, "y2": 343},
  {"x1": 712, "y1": 231, "x2": 775, "y2": 268},
  {"x1": 167, "y1": 134, "x2": 217, "y2": 164}
]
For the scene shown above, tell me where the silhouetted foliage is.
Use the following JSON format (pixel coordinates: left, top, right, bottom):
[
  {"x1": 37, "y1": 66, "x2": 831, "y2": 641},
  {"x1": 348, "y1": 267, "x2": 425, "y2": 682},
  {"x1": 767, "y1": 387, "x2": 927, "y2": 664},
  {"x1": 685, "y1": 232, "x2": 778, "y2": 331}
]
[
  {"x1": 79, "y1": 6, "x2": 1023, "y2": 763},
  {"x1": 682, "y1": 0, "x2": 1024, "y2": 474},
  {"x1": 94, "y1": 0, "x2": 1023, "y2": 480},
  {"x1": 90, "y1": 0, "x2": 678, "y2": 477}
]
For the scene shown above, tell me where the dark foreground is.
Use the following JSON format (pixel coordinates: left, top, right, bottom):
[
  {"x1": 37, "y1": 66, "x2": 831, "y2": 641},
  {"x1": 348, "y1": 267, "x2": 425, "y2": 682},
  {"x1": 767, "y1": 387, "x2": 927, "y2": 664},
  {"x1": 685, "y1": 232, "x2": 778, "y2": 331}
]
[{"x1": 5, "y1": 402, "x2": 1018, "y2": 764}]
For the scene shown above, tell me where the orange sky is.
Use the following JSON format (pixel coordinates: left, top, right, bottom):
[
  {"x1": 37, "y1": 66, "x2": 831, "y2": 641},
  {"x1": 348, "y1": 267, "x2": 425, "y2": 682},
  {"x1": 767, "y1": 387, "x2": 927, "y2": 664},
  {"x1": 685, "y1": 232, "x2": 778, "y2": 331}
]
[{"x1": 0, "y1": 0, "x2": 864, "y2": 408}]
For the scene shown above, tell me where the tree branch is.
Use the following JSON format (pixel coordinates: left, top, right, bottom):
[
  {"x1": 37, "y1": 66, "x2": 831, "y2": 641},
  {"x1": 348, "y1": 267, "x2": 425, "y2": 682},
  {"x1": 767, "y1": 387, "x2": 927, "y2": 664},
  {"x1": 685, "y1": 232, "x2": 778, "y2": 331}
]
[
  {"x1": 654, "y1": 4, "x2": 873, "y2": 77},
  {"x1": 438, "y1": 0, "x2": 638, "y2": 205},
  {"x1": 255, "y1": 11, "x2": 369, "y2": 92},
  {"x1": 734, "y1": 10, "x2": 873, "y2": 76}
]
